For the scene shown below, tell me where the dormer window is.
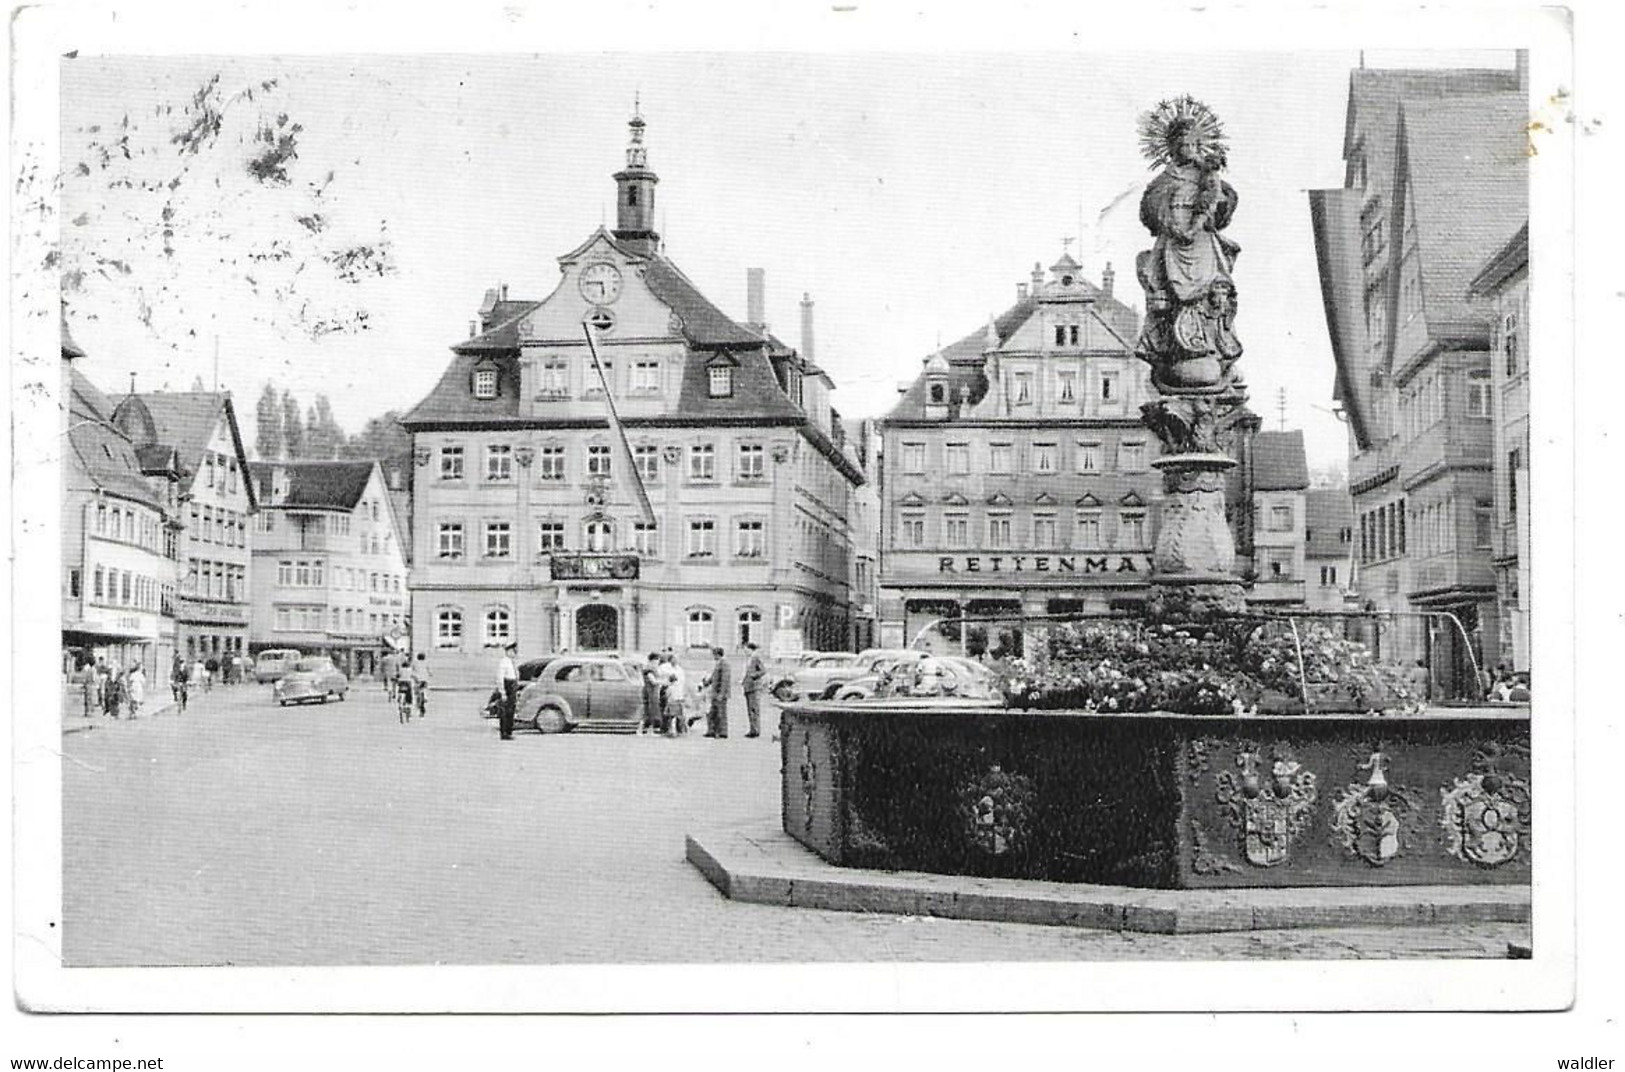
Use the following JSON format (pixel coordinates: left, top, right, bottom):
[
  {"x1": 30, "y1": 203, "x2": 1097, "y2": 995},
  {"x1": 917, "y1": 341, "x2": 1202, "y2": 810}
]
[
  {"x1": 709, "y1": 365, "x2": 734, "y2": 398},
  {"x1": 473, "y1": 367, "x2": 498, "y2": 400},
  {"x1": 928, "y1": 382, "x2": 947, "y2": 405}
]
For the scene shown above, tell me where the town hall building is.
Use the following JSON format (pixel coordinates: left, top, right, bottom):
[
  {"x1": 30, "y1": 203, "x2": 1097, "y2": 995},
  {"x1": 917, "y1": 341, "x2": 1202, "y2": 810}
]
[{"x1": 402, "y1": 108, "x2": 864, "y2": 682}]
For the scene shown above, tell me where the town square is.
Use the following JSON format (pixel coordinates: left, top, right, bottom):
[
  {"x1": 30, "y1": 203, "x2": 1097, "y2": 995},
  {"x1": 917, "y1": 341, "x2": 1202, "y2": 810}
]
[{"x1": 7, "y1": 5, "x2": 1607, "y2": 1065}]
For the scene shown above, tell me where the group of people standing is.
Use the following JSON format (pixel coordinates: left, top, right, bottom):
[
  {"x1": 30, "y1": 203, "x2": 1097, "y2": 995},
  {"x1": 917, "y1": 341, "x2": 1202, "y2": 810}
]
[
  {"x1": 79, "y1": 660, "x2": 145, "y2": 719},
  {"x1": 637, "y1": 643, "x2": 767, "y2": 740}
]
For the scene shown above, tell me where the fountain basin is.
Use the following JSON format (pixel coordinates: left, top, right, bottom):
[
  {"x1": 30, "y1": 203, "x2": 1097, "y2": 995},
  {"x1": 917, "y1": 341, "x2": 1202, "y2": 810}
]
[{"x1": 780, "y1": 702, "x2": 1530, "y2": 889}]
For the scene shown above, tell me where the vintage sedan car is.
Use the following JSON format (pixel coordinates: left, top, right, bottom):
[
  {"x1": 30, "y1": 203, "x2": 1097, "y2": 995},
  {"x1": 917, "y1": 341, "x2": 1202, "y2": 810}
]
[
  {"x1": 829, "y1": 651, "x2": 989, "y2": 702},
  {"x1": 253, "y1": 648, "x2": 302, "y2": 684},
  {"x1": 273, "y1": 656, "x2": 349, "y2": 706},
  {"x1": 515, "y1": 655, "x2": 646, "y2": 733},
  {"x1": 769, "y1": 652, "x2": 862, "y2": 702}
]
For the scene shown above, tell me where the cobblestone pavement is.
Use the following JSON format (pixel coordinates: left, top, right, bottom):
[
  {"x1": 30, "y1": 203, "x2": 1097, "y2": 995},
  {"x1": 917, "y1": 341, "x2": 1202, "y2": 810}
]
[{"x1": 61, "y1": 685, "x2": 1529, "y2": 967}]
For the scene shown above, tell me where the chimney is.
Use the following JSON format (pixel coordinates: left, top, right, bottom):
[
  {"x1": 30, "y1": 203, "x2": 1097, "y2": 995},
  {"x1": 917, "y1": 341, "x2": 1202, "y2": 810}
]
[
  {"x1": 499, "y1": 282, "x2": 509, "y2": 302},
  {"x1": 1101, "y1": 262, "x2": 1116, "y2": 298},
  {"x1": 1017, "y1": 282, "x2": 1029, "y2": 300},
  {"x1": 387, "y1": 468, "x2": 402, "y2": 491},
  {"x1": 469, "y1": 320, "x2": 477, "y2": 339},
  {"x1": 799, "y1": 292, "x2": 815, "y2": 363},
  {"x1": 747, "y1": 268, "x2": 766, "y2": 329},
  {"x1": 1030, "y1": 261, "x2": 1044, "y2": 290}
]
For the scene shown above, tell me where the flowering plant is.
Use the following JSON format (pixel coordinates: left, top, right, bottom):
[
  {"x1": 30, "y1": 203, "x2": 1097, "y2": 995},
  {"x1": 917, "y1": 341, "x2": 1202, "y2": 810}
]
[{"x1": 994, "y1": 618, "x2": 1419, "y2": 715}]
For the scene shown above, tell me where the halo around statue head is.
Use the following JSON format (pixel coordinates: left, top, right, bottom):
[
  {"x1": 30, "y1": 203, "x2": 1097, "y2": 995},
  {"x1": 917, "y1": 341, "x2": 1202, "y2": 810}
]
[{"x1": 1138, "y1": 95, "x2": 1229, "y2": 170}]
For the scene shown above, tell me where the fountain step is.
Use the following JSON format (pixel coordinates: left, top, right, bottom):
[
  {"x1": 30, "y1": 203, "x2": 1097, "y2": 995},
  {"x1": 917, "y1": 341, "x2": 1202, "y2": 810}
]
[{"x1": 686, "y1": 822, "x2": 1531, "y2": 935}]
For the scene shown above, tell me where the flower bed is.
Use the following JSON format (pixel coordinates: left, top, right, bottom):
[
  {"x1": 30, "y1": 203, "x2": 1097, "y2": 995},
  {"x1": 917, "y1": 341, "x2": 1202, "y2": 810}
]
[{"x1": 994, "y1": 619, "x2": 1420, "y2": 715}]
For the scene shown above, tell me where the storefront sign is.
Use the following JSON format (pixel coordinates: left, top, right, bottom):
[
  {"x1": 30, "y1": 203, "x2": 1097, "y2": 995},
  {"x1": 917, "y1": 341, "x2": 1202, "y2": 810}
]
[{"x1": 936, "y1": 554, "x2": 1152, "y2": 576}]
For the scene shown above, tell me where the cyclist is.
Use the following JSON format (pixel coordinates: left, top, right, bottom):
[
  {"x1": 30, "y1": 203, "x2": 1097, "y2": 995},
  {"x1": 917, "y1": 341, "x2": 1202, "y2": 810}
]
[
  {"x1": 394, "y1": 652, "x2": 414, "y2": 722},
  {"x1": 410, "y1": 652, "x2": 431, "y2": 718}
]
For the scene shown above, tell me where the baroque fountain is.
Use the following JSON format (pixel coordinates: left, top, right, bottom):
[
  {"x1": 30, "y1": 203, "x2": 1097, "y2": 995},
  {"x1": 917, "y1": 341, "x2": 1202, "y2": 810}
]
[{"x1": 770, "y1": 98, "x2": 1530, "y2": 894}]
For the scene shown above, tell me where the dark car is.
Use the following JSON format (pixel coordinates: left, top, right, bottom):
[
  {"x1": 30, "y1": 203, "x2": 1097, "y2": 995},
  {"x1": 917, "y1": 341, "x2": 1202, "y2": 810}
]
[
  {"x1": 273, "y1": 656, "x2": 349, "y2": 706},
  {"x1": 514, "y1": 655, "x2": 646, "y2": 733}
]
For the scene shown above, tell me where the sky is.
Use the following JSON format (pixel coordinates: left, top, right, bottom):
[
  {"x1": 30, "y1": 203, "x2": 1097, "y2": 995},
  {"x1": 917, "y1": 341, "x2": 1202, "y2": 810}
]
[{"x1": 58, "y1": 48, "x2": 1519, "y2": 472}]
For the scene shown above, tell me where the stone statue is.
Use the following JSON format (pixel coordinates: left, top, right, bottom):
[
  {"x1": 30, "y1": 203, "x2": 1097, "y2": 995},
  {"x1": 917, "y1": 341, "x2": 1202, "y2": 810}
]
[
  {"x1": 1134, "y1": 96, "x2": 1243, "y2": 393},
  {"x1": 1133, "y1": 97, "x2": 1249, "y2": 619}
]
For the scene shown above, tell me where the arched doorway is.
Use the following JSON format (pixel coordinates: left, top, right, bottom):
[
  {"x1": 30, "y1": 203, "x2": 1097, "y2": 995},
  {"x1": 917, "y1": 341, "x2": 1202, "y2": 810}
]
[{"x1": 576, "y1": 604, "x2": 619, "y2": 651}]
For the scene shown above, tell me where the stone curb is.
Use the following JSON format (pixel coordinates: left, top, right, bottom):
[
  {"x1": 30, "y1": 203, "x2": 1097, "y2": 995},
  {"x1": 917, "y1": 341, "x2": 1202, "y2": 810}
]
[
  {"x1": 686, "y1": 823, "x2": 1532, "y2": 935},
  {"x1": 61, "y1": 699, "x2": 179, "y2": 734}
]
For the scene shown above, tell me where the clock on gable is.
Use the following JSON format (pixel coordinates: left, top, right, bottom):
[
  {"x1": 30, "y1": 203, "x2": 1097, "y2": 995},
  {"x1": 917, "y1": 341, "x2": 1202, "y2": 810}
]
[{"x1": 578, "y1": 263, "x2": 623, "y2": 306}]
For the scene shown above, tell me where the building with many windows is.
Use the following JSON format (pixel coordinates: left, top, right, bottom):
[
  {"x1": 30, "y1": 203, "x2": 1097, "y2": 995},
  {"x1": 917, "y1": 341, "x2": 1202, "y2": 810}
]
[
  {"x1": 877, "y1": 255, "x2": 1155, "y2": 652},
  {"x1": 248, "y1": 460, "x2": 409, "y2": 677},
  {"x1": 111, "y1": 391, "x2": 257, "y2": 665},
  {"x1": 1309, "y1": 59, "x2": 1525, "y2": 695},
  {"x1": 402, "y1": 109, "x2": 864, "y2": 683},
  {"x1": 1469, "y1": 221, "x2": 1529, "y2": 673},
  {"x1": 60, "y1": 323, "x2": 183, "y2": 681}
]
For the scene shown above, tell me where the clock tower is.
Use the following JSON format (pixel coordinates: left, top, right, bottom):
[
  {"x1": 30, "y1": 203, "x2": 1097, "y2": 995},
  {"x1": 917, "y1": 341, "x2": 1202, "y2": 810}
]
[{"x1": 612, "y1": 100, "x2": 660, "y2": 254}]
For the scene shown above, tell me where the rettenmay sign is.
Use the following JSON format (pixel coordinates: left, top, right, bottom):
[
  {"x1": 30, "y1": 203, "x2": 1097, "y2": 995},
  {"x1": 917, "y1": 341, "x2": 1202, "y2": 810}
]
[{"x1": 935, "y1": 553, "x2": 1153, "y2": 576}]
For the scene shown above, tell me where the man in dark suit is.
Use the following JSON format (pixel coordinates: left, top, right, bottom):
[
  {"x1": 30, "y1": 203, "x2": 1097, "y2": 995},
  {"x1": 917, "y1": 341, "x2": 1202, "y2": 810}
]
[
  {"x1": 740, "y1": 642, "x2": 766, "y2": 738},
  {"x1": 703, "y1": 646, "x2": 731, "y2": 738}
]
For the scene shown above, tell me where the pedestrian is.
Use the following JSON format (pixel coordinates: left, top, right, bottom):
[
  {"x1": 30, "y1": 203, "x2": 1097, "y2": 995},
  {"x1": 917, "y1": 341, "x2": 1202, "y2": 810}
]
[
  {"x1": 702, "y1": 646, "x2": 732, "y2": 738},
  {"x1": 740, "y1": 641, "x2": 766, "y2": 738},
  {"x1": 127, "y1": 663, "x2": 147, "y2": 718},
  {"x1": 171, "y1": 654, "x2": 189, "y2": 712},
  {"x1": 191, "y1": 656, "x2": 207, "y2": 697},
  {"x1": 81, "y1": 661, "x2": 101, "y2": 719},
  {"x1": 100, "y1": 662, "x2": 117, "y2": 718},
  {"x1": 638, "y1": 653, "x2": 663, "y2": 736},
  {"x1": 381, "y1": 649, "x2": 401, "y2": 702},
  {"x1": 411, "y1": 652, "x2": 432, "y2": 718},
  {"x1": 496, "y1": 643, "x2": 518, "y2": 740},
  {"x1": 204, "y1": 655, "x2": 218, "y2": 691},
  {"x1": 661, "y1": 654, "x2": 690, "y2": 736}
]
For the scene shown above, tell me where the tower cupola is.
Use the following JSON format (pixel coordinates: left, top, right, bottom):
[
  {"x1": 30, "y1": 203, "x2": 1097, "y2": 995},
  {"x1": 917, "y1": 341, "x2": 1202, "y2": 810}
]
[{"x1": 613, "y1": 97, "x2": 660, "y2": 253}]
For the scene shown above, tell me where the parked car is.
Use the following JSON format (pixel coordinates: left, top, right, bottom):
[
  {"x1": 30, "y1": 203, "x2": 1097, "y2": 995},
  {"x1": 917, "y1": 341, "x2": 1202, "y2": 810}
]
[
  {"x1": 769, "y1": 652, "x2": 862, "y2": 702},
  {"x1": 273, "y1": 656, "x2": 349, "y2": 706},
  {"x1": 514, "y1": 654, "x2": 645, "y2": 733},
  {"x1": 253, "y1": 649, "x2": 303, "y2": 684},
  {"x1": 871, "y1": 655, "x2": 998, "y2": 701},
  {"x1": 829, "y1": 650, "x2": 945, "y2": 701}
]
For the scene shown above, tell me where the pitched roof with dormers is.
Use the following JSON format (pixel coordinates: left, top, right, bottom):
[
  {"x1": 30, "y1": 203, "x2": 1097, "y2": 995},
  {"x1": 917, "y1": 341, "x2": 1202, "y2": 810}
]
[
  {"x1": 886, "y1": 279, "x2": 1139, "y2": 422},
  {"x1": 111, "y1": 391, "x2": 258, "y2": 510},
  {"x1": 66, "y1": 367, "x2": 164, "y2": 509}
]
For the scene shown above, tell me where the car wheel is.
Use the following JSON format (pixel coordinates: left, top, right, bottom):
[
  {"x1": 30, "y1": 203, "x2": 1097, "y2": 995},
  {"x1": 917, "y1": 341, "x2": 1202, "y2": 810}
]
[
  {"x1": 533, "y1": 705, "x2": 567, "y2": 734},
  {"x1": 278, "y1": 699, "x2": 287, "y2": 707},
  {"x1": 771, "y1": 680, "x2": 796, "y2": 703}
]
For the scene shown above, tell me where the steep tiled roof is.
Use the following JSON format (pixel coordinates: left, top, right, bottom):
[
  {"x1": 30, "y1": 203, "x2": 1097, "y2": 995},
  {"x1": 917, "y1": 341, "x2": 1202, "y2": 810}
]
[
  {"x1": 112, "y1": 390, "x2": 257, "y2": 510},
  {"x1": 676, "y1": 348, "x2": 802, "y2": 420},
  {"x1": 249, "y1": 460, "x2": 375, "y2": 511},
  {"x1": 1344, "y1": 67, "x2": 1520, "y2": 168},
  {"x1": 1252, "y1": 430, "x2": 1309, "y2": 491},
  {"x1": 643, "y1": 257, "x2": 764, "y2": 347},
  {"x1": 1468, "y1": 221, "x2": 1529, "y2": 298},
  {"x1": 66, "y1": 367, "x2": 162, "y2": 508},
  {"x1": 1305, "y1": 488, "x2": 1355, "y2": 558},
  {"x1": 1396, "y1": 92, "x2": 1527, "y2": 345},
  {"x1": 403, "y1": 352, "x2": 523, "y2": 424}
]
